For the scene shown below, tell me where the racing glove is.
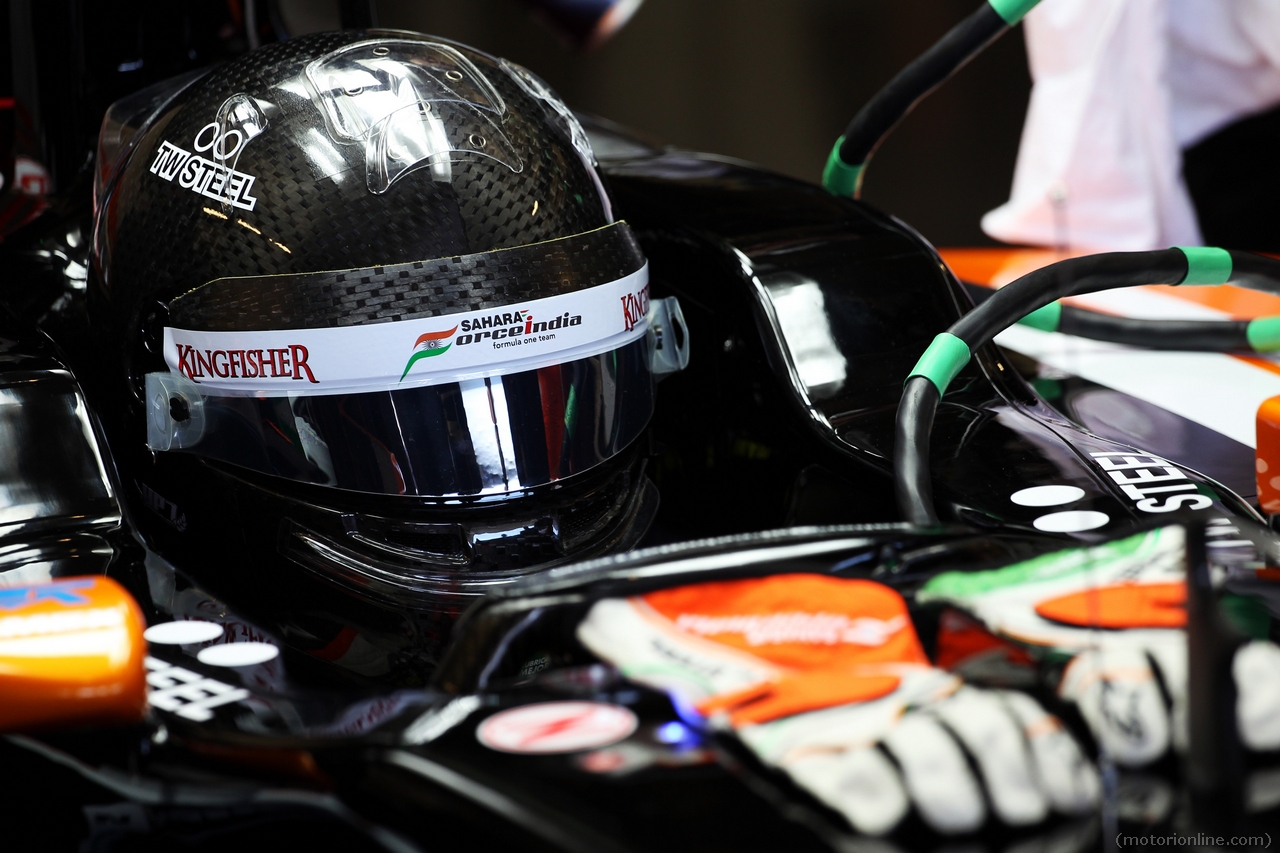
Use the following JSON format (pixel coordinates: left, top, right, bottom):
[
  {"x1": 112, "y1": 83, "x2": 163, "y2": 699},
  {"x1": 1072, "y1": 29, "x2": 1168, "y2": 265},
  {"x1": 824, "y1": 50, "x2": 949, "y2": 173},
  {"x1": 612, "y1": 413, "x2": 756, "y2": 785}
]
[
  {"x1": 918, "y1": 525, "x2": 1280, "y2": 768},
  {"x1": 577, "y1": 574, "x2": 1098, "y2": 837}
]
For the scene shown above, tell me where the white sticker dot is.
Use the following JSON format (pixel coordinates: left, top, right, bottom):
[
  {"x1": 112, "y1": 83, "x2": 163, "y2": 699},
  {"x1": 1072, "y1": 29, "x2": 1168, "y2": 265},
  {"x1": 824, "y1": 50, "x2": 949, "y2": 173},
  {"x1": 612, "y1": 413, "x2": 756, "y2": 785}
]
[
  {"x1": 1033, "y1": 510, "x2": 1110, "y2": 533},
  {"x1": 197, "y1": 642, "x2": 279, "y2": 667},
  {"x1": 144, "y1": 621, "x2": 224, "y2": 645},
  {"x1": 1270, "y1": 476, "x2": 1280, "y2": 491},
  {"x1": 1010, "y1": 485, "x2": 1085, "y2": 507},
  {"x1": 1258, "y1": 458, "x2": 1270, "y2": 474}
]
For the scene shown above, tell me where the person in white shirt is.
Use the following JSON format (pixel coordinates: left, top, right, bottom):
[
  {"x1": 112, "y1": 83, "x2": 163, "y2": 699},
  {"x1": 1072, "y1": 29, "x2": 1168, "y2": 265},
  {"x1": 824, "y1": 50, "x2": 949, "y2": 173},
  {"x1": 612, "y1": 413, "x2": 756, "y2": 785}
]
[{"x1": 983, "y1": 0, "x2": 1280, "y2": 251}]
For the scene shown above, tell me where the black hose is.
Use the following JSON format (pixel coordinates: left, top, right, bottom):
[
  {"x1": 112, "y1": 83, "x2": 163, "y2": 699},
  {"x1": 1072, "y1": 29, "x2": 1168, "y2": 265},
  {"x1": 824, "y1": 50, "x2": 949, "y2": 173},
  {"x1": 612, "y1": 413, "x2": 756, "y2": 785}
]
[
  {"x1": 949, "y1": 250, "x2": 1188, "y2": 348},
  {"x1": 837, "y1": 4, "x2": 1008, "y2": 173},
  {"x1": 1057, "y1": 309, "x2": 1251, "y2": 351},
  {"x1": 961, "y1": 281, "x2": 1254, "y2": 350},
  {"x1": 897, "y1": 248, "x2": 1280, "y2": 527},
  {"x1": 895, "y1": 376, "x2": 942, "y2": 526},
  {"x1": 1227, "y1": 251, "x2": 1280, "y2": 293}
]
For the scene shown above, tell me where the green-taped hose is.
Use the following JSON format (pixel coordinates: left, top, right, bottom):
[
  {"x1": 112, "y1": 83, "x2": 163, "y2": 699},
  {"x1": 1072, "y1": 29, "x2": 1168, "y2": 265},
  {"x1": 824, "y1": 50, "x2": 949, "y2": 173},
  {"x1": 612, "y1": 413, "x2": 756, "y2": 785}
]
[
  {"x1": 908, "y1": 333, "x2": 971, "y2": 395},
  {"x1": 987, "y1": 0, "x2": 1040, "y2": 25},
  {"x1": 1018, "y1": 301, "x2": 1062, "y2": 332},
  {"x1": 1247, "y1": 316, "x2": 1280, "y2": 352},
  {"x1": 1176, "y1": 246, "x2": 1233, "y2": 286},
  {"x1": 822, "y1": 137, "x2": 864, "y2": 198}
]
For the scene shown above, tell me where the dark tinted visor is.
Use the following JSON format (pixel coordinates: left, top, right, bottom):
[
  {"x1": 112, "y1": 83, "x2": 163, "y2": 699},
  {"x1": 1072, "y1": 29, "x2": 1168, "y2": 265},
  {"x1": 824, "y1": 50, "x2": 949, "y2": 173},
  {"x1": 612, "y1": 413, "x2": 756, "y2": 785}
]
[
  {"x1": 147, "y1": 222, "x2": 655, "y2": 497},
  {"x1": 151, "y1": 337, "x2": 652, "y2": 497}
]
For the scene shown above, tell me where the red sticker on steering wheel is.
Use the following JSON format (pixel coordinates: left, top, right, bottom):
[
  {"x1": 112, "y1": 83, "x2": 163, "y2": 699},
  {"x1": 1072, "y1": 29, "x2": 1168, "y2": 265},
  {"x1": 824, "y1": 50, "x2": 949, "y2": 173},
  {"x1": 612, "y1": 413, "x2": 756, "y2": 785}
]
[{"x1": 476, "y1": 701, "x2": 638, "y2": 754}]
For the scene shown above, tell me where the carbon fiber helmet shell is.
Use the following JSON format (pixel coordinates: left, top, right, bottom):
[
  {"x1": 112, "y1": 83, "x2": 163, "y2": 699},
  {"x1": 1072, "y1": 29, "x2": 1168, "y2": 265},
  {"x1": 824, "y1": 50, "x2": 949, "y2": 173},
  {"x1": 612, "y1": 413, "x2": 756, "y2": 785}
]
[
  {"x1": 95, "y1": 30, "x2": 613, "y2": 310},
  {"x1": 86, "y1": 31, "x2": 658, "y2": 676}
]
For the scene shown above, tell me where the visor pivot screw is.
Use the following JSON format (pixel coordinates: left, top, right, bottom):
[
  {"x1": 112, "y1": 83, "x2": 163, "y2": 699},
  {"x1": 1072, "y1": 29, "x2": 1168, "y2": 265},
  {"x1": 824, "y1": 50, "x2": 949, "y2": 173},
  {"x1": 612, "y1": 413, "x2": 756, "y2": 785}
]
[
  {"x1": 372, "y1": 46, "x2": 390, "y2": 56},
  {"x1": 343, "y1": 86, "x2": 363, "y2": 96},
  {"x1": 445, "y1": 70, "x2": 464, "y2": 82},
  {"x1": 469, "y1": 134, "x2": 486, "y2": 148}
]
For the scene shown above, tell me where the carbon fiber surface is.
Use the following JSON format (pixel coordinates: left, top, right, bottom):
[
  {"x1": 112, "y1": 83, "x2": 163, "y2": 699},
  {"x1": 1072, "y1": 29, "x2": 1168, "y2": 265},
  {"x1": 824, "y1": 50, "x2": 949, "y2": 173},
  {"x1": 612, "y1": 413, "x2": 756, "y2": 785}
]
[
  {"x1": 96, "y1": 30, "x2": 613, "y2": 316},
  {"x1": 169, "y1": 222, "x2": 644, "y2": 331}
]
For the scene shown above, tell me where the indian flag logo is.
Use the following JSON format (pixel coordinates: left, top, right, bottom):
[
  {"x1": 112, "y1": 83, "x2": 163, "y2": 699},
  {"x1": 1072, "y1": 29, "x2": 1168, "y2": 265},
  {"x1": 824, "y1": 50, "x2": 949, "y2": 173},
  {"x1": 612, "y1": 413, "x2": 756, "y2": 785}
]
[{"x1": 400, "y1": 325, "x2": 458, "y2": 380}]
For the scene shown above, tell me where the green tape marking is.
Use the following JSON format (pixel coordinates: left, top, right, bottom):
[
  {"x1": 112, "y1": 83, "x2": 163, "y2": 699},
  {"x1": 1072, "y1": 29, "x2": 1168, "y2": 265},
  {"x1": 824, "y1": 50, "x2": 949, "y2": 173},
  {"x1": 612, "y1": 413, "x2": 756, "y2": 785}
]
[
  {"x1": 1176, "y1": 246, "x2": 1232, "y2": 286},
  {"x1": 1018, "y1": 301, "x2": 1062, "y2": 332},
  {"x1": 822, "y1": 136, "x2": 864, "y2": 198},
  {"x1": 987, "y1": 0, "x2": 1040, "y2": 25},
  {"x1": 1248, "y1": 316, "x2": 1280, "y2": 352},
  {"x1": 920, "y1": 528, "x2": 1159, "y2": 601},
  {"x1": 908, "y1": 333, "x2": 971, "y2": 395}
]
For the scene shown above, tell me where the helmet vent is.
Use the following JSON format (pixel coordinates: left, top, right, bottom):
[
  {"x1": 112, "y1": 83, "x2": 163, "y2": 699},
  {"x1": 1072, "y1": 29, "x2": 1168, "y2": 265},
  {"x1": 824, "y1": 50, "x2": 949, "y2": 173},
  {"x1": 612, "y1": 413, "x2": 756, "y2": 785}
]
[{"x1": 305, "y1": 39, "x2": 523, "y2": 193}]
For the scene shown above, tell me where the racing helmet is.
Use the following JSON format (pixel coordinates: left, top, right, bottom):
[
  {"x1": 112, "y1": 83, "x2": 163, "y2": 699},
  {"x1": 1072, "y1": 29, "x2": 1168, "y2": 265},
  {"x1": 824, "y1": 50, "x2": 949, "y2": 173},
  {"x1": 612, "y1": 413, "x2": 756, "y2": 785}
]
[{"x1": 88, "y1": 31, "x2": 684, "y2": 639}]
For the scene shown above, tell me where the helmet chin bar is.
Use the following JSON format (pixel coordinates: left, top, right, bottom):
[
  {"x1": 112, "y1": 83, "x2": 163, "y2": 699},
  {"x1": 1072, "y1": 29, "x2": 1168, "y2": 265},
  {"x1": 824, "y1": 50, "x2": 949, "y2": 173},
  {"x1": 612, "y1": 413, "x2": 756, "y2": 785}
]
[{"x1": 252, "y1": 443, "x2": 660, "y2": 606}]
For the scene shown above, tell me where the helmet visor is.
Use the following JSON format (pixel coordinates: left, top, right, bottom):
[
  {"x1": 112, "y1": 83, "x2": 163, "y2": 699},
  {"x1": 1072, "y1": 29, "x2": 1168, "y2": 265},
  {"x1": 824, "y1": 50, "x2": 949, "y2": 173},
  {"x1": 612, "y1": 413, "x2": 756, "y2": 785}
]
[
  {"x1": 146, "y1": 223, "x2": 655, "y2": 497},
  {"x1": 147, "y1": 336, "x2": 653, "y2": 497}
]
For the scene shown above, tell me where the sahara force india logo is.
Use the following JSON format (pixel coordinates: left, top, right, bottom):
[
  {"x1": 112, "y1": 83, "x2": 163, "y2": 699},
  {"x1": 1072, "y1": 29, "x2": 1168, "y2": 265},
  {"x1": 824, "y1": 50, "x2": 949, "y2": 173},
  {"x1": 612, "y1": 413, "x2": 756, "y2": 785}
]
[
  {"x1": 399, "y1": 308, "x2": 588, "y2": 381},
  {"x1": 150, "y1": 123, "x2": 259, "y2": 211},
  {"x1": 397, "y1": 279, "x2": 648, "y2": 382}
]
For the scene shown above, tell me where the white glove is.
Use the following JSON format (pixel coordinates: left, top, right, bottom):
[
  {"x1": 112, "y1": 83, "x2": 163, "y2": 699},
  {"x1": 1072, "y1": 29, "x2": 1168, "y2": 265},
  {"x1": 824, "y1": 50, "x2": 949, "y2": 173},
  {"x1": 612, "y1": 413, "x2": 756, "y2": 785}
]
[
  {"x1": 577, "y1": 574, "x2": 1098, "y2": 836},
  {"x1": 920, "y1": 525, "x2": 1280, "y2": 767}
]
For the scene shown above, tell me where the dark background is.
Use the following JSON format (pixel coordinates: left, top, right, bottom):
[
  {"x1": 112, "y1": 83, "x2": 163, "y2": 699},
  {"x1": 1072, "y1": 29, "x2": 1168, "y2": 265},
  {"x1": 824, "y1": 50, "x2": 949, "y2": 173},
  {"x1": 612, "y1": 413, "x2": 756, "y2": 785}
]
[
  {"x1": 377, "y1": 0, "x2": 1034, "y2": 247},
  {"x1": 7, "y1": 0, "x2": 1032, "y2": 247}
]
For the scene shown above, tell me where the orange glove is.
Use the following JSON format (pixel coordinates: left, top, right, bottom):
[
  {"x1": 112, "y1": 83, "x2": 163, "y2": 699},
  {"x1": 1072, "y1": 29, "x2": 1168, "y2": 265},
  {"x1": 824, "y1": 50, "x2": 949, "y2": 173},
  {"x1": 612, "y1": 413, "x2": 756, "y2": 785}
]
[
  {"x1": 578, "y1": 572, "x2": 1098, "y2": 837},
  {"x1": 636, "y1": 575, "x2": 926, "y2": 724},
  {"x1": 920, "y1": 524, "x2": 1280, "y2": 766}
]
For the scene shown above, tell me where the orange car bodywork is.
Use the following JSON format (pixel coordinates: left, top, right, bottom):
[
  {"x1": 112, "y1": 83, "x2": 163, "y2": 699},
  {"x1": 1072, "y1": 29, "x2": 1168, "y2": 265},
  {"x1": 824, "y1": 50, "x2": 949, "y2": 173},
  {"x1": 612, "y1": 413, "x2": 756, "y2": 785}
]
[
  {"x1": 0, "y1": 576, "x2": 147, "y2": 731},
  {"x1": 1257, "y1": 395, "x2": 1280, "y2": 513}
]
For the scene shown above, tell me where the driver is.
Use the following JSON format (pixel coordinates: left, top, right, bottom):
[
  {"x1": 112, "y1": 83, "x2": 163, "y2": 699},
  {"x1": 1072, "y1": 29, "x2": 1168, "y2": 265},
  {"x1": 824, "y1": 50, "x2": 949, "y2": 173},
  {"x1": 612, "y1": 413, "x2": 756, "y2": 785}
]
[{"x1": 88, "y1": 31, "x2": 685, "y2": 676}]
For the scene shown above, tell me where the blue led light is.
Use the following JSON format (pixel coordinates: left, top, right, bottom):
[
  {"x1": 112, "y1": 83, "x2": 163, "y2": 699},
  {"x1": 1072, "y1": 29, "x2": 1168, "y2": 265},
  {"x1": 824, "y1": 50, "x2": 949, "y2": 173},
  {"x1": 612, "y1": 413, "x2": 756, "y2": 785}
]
[
  {"x1": 666, "y1": 691, "x2": 706, "y2": 728},
  {"x1": 656, "y1": 721, "x2": 689, "y2": 744},
  {"x1": 831, "y1": 552, "x2": 875, "y2": 572}
]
